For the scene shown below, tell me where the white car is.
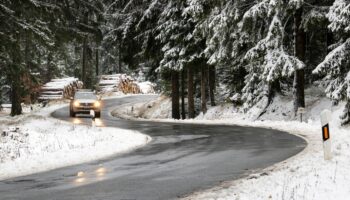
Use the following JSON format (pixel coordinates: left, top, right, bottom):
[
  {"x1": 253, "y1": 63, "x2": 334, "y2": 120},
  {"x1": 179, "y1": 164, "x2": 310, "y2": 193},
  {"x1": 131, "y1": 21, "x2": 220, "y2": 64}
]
[{"x1": 69, "y1": 91, "x2": 101, "y2": 118}]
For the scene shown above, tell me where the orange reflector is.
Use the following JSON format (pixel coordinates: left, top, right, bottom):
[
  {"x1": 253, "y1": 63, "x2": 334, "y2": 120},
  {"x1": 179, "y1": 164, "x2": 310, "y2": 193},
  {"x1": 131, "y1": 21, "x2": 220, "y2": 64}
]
[{"x1": 322, "y1": 124, "x2": 330, "y2": 141}]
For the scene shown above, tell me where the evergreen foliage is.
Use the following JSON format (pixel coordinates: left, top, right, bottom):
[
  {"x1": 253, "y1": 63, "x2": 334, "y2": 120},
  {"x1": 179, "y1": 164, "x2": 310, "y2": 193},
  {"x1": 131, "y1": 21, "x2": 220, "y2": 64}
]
[
  {"x1": 1, "y1": 0, "x2": 350, "y2": 124},
  {"x1": 314, "y1": 0, "x2": 350, "y2": 125}
]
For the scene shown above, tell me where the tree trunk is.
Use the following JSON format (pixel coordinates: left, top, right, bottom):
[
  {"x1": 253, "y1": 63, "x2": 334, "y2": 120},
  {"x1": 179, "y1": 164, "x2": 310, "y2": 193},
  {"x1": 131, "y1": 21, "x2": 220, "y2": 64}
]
[
  {"x1": 10, "y1": 77, "x2": 22, "y2": 116},
  {"x1": 85, "y1": 44, "x2": 93, "y2": 89},
  {"x1": 46, "y1": 52, "x2": 54, "y2": 83},
  {"x1": 187, "y1": 66, "x2": 195, "y2": 118},
  {"x1": 118, "y1": 43, "x2": 122, "y2": 73},
  {"x1": 340, "y1": 102, "x2": 350, "y2": 125},
  {"x1": 10, "y1": 33, "x2": 22, "y2": 116},
  {"x1": 171, "y1": 71, "x2": 180, "y2": 119},
  {"x1": 24, "y1": 31, "x2": 31, "y2": 70},
  {"x1": 82, "y1": 37, "x2": 87, "y2": 88},
  {"x1": 95, "y1": 48, "x2": 99, "y2": 76},
  {"x1": 326, "y1": 31, "x2": 333, "y2": 54},
  {"x1": 208, "y1": 65, "x2": 216, "y2": 106},
  {"x1": 293, "y1": 7, "x2": 306, "y2": 115},
  {"x1": 181, "y1": 69, "x2": 186, "y2": 119},
  {"x1": 201, "y1": 65, "x2": 207, "y2": 114}
]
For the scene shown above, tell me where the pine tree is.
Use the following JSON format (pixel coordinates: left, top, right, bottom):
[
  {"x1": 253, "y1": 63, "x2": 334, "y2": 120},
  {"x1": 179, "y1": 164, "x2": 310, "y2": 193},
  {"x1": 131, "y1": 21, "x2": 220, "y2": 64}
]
[
  {"x1": 182, "y1": 0, "x2": 217, "y2": 114},
  {"x1": 293, "y1": 5, "x2": 306, "y2": 115},
  {"x1": 313, "y1": 0, "x2": 350, "y2": 125},
  {"x1": 193, "y1": 0, "x2": 250, "y2": 98},
  {"x1": 201, "y1": 64, "x2": 208, "y2": 113},
  {"x1": 171, "y1": 71, "x2": 180, "y2": 119},
  {"x1": 187, "y1": 65, "x2": 195, "y2": 118},
  {"x1": 156, "y1": 0, "x2": 189, "y2": 119},
  {"x1": 241, "y1": 1, "x2": 304, "y2": 114},
  {"x1": 0, "y1": 0, "x2": 57, "y2": 115}
]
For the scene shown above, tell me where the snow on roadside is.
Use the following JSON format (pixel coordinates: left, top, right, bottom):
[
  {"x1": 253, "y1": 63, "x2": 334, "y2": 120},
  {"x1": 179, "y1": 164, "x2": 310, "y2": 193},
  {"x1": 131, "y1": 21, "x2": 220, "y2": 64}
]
[
  {"x1": 111, "y1": 95, "x2": 350, "y2": 200},
  {"x1": 138, "y1": 81, "x2": 156, "y2": 94},
  {"x1": 0, "y1": 103, "x2": 150, "y2": 181},
  {"x1": 111, "y1": 95, "x2": 171, "y2": 119},
  {"x1": 180, "y1": 119, "x2": 350, "y2": 200}
]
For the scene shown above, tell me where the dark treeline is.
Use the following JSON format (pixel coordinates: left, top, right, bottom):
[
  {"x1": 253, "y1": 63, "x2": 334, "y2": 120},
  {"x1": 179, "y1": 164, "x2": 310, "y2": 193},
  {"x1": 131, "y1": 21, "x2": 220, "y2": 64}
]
[{"x1": 0, "y1": 0, "x2": 350, "y2": 125}]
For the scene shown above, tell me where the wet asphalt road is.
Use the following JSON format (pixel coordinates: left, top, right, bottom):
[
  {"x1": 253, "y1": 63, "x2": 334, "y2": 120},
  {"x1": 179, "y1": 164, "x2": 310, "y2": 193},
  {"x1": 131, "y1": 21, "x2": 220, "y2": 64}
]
[{"x1": 0, "y1": 95, "x2": 306, "y2": 200}]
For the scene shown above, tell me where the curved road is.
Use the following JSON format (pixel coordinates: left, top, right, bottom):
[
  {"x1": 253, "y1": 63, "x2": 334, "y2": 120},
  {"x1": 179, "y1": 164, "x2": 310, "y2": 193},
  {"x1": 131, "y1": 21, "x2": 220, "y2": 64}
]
[{"x1": 0, "y1": 95, "x2": 306, "y2": 200}]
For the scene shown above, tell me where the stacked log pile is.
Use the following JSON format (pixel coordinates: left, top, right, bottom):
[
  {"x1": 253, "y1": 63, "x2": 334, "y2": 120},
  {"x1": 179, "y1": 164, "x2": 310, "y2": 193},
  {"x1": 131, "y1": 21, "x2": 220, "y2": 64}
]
[
  {"x1": 39, "y1": 78, "x2": 83, "y2": 101},
  {"x1": 118, "y1": 79, "x2": 141, "y2": 94},
  {"x1": 98, "y1": 74, "x2": 141, "y2": 94}
]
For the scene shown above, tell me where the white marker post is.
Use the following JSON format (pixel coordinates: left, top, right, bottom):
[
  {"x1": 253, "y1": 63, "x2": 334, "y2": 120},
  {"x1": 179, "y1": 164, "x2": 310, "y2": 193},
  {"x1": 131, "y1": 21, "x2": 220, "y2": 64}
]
[
  {"x1": 297, "y1": 107, "x2": 306, "y2": 122},
  {"x1": 90, "y1": 110, "x2": 95, "y2": 127},
  {"x1": 320, "y1": 109, "x2": 332, "y2": 160}
]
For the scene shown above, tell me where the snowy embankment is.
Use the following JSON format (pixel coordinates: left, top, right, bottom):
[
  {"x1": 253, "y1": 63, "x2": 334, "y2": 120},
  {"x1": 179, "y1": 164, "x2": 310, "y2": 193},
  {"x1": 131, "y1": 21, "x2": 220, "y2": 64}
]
[
  {"x1": 112, "y1": 92, "x2": 350, "y2": 200},
  {"x1": 0, "y1": 103, "x2": 150, "y2": 181}
]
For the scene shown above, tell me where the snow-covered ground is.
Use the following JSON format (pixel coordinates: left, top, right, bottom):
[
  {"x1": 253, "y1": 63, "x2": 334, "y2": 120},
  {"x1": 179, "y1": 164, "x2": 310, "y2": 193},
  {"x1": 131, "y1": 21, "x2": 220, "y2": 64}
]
[
  {"x1": 111, "y1": 95, "x2": 171, "y2": 119},
  {"x1": 0, "y1": 101, "x2": 150, "y2": 181},
  {"x1": 112, "y1": 90, "x2": 350, "y2": 200}
]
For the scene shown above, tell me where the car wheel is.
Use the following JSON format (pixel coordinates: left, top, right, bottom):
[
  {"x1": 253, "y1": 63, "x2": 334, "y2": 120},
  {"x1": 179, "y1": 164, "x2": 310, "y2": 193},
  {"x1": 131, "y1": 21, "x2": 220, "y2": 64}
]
[{"x1": 95, "y1": 112, "x2": 101, "y2": 118}]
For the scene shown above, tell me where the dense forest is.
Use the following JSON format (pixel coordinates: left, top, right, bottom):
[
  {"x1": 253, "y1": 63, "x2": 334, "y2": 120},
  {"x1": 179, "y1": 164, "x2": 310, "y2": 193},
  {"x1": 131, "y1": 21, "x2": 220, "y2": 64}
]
[{"x1": 0, "y1": 0, "x2": 349, "y2": 125}]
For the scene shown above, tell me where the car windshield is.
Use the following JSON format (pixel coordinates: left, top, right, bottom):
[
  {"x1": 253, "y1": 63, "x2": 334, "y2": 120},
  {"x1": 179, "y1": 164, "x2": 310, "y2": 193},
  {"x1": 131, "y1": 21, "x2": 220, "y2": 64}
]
[{"x1": 74, "y1": 92, "x2": 97, "y2": 100}]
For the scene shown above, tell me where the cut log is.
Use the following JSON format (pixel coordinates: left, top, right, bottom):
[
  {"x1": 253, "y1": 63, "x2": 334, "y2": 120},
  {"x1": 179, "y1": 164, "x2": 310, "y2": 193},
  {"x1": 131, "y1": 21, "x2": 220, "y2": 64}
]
[
  {"x1": 98, "y1": 74, "x2": 142, "y2": 94},
  {"x1": 39, "y1": 77, "x2": 83, "y2": 101}
]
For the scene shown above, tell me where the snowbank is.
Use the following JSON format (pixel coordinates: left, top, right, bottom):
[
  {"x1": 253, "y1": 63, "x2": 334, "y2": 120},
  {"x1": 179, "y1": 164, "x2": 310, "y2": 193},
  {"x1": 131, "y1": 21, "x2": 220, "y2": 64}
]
[
  {"x1": 0, "y1": 104, "x2": 150, "y2": 181},
  {"x1": 182, "y1": 118, "x2": 350, "y2": 200},
  {"x1": 111, "y1": 95, "x2": 171, "y2": 119},
  {"x1": 138, "y1": 81, "x2": 156, "y2": 94}
]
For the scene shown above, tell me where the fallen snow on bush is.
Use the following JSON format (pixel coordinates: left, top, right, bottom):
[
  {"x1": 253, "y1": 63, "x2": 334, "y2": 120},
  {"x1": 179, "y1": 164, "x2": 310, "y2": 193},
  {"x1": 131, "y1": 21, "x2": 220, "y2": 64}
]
[{"x1": 0, "y1": 104, "x2": 150, "y2": 181}]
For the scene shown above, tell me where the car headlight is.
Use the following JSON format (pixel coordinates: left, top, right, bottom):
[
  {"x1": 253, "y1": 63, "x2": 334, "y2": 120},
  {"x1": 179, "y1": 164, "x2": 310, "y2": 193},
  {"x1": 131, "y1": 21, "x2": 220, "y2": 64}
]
[
  {"x1": 73, "y1": 101, "x2": 80, "y2": 107},
  {"x1": 94, "y1": 101, "x2": 101, "y2": 107}
]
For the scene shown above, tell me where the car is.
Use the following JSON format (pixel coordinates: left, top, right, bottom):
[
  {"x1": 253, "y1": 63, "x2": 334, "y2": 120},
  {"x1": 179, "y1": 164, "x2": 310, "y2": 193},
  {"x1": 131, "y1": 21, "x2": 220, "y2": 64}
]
[{"x1": 69, "y1": 90, "x2": 102, "y2": 118}]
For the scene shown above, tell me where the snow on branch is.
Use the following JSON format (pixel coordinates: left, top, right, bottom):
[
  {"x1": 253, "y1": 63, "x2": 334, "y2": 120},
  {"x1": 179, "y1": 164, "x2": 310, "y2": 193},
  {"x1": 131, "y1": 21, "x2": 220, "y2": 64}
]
[
  {"x1": 327, "y1": 0, "x2": 350, "y2": 33},
  {"x1": 288, "y1": 0, "x2": 304, "y2": 10},
  {"x1": 183, "y1": 0, "x2": 204, "y2": 20},
  {"x1": 313, "y1": 38, "x2": 350, "y2": 101},
  {"x1": 245, "y1": 16, "x2": 304, "y2": 82},
  {"x1": 313, "y1": 38, "x2": 350, "y2": 76},
  {"x1": 136, "y1": 0, "x2": 161, "y2": 30},
  {"x1": 242, "y1": 0, "x2": 276, "y2": 22}
]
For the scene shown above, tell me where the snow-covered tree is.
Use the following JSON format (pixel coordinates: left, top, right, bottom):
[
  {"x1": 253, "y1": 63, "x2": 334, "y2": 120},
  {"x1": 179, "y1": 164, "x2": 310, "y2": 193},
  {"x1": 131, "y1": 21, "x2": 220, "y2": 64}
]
[
  {"x1": 156, "y1": 0, "x2": 191, "y2": 119},
  {"x1": 241, "y1": 0, "x2": 304, "y2": 114},
  {"x1": 313, "y1": 0, "x2": 350, "y2": 125},
  {"x1": 0, "y1": 0, "x2": 57, "y2": 115},
  {"x1": 198, "y1": 1, "x2": 250, "y2": 96}
]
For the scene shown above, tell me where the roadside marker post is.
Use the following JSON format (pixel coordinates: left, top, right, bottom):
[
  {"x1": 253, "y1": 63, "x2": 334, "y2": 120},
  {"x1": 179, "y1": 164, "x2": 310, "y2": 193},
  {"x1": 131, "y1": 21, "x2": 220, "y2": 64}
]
[
  {"x1": 320, "y1": 109, "x2": 332, "y2": 160},
  {"x1": 90, "y1": 110, "x2": 95, "y2": 127},
  {"x1": 297, "y1": 107, "x2": 306, "y2": 122}
]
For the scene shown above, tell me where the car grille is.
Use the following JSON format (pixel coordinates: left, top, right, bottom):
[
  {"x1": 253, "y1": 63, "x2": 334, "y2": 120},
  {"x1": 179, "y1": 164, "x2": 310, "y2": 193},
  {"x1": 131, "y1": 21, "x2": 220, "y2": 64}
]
[{"x1": 81, "y1": 102, "x2": 94, "y2": 107}]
